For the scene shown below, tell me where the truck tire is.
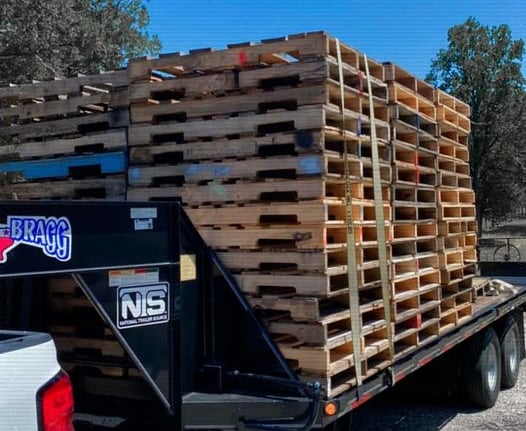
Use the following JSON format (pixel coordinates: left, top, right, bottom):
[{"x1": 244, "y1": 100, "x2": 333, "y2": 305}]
[
  {"x1": 499, "y1": 317, "x2": 522, "y2": 389},
  {"x1": 463, "y1": 328, "x2": 501, "y2": 408}
]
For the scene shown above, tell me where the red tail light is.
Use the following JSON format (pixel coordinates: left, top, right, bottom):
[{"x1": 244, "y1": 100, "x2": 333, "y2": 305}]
[{"x1": 38, "y1": 371, "x2": 74, "y2": 431}]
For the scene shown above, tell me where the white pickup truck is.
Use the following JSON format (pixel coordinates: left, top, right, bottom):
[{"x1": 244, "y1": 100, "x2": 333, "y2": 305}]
[{"x1": 0, "y1": 330, "x2": 74, "y2": 431}]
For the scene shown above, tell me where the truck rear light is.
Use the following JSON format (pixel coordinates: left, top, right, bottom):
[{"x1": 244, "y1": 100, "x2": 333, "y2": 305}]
[{"x1": 37, "y1": 371, "x2": 74, "y2": 431}]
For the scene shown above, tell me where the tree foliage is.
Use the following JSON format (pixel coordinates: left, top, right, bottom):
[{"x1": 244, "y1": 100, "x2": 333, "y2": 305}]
[
  {"x1": 0, "y1": 0, "x2": 160, "y2": 83},
  {"x1": 427, "y1": 18, "x2": 526, "y2": 228}
]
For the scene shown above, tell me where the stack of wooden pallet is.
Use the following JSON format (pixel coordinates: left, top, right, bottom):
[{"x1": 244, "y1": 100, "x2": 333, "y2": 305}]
[
  {"x1": 434, "y1": 89, "x2": 477, "y2": 329},
  {"x1": 0, "y1": 32, "x2": 477, "y2": 397},
  {"x1": 384, "y1": 64, "x2": 442, "y2": 357},
  {"x1": 126, "y1": 32, "x2": 395, "y2": 395},
  {"x1": 0, "y1": 72, "x2": 129, "y2": 200},
  {"x1": 385, "y1": 63, "x2": 476, "y2": 351}
]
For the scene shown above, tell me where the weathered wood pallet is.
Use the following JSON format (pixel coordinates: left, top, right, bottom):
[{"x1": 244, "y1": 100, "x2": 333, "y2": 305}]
[
  {"x1": 303, "y1": 343, "x2": 391, "y2": 398},
  {"x1": 128, "y1": 153, "x2": 391, "y2": 187},
  {"x1": 0, "y1": 110, "x2": 130, "y2": 140},
  {"x1": 437, "y1": 157, "x2": 470, "y2": 176},
  {"x1": 438, "y1": 137, "x2": 469, "y2": 162},
  {"x1": 128, "y1": 32, "x2": 385, "y2": 83},
  {"x1": 0, "y1": 151, "x2": 126, "y2": 181},
  {"x1": 437, "y1": 204, "x2": 476, "y2": 221},
  {"x1": 127, "y1": 177, "x2": 342, "y2": 204},
  {"x1": 266, "y1": 307, "x2": 386, "y2": 347},
  {"x1": 438, "y1": 220, "x2": 477, "y2": 236},
  {"x1": 391, "y1": 114, "x2": 438, "y2": 144},
  {"x1": 248, "y1": 291, "x2": 385, "y2": 322},
  {"x1": 127, "y1": 104, "x2": 390, "y2": 148},
  {"x1": 198, "y1": 222, "x2": 392, "y2": 251},
  {"x1": 0, "y1": 129, "x2": 127, "y2": 161},
  {"x1": 0, "y1": 176, "x2": 125, "y2": 200},
  {"x1": 434, "y1": 89, "x2": 470, "y2": 118},
  {"x1": 130, "y1": 80, "x2": 386, "y2": 125},
  {"x1": 278, "y1": 324, "x2": 390, "y2": 376},
  {"x1": 437, "y1": 171, "x2": 472, "y2": 188},
  {"x1": 299, "y1": 327, "x2": 391, "y2": 392},
  {"x1": 388, "y1": 82, "x2": 436, "y2": 121},
  {"x1": 0, "y1": 71, "x2": 128, "y2": 100},
  {"x1": 186, "y1": 200, "x2": 390, "y2": 227},
  {"x1": 436, "y1": 105, "x2": 471, "y2": 134},
  {"x1": 218, "y1": 245, "x2": 388, "y2": 273},
  {"x1": 383, "y1": 63, "x2": 435, "y2": 101},
  {"x1": 392, "y1": 183, "x2": 436, "y2": 206},
  {"x1": 129, "y1": 59, "x2": 328, "y2": 102},
  {"x1": 127, "y1": 175, "x2": 389, "y2": 206},
  {"x1": 0, "y1": 89, "x2": 128, "y2": 122},
  {"x1": 128, "y1": 123, "x2": 390, "y2": 166}
]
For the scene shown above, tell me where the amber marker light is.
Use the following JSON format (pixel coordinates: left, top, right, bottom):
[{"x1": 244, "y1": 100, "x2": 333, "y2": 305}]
[{"x1": 324, "y1": 401, "x2": 339, "y2": 416}]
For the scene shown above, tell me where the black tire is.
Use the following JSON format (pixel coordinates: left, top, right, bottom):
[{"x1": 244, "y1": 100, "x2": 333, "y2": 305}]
[
  {"x1": 499, "y1": 317, "x2": 522, "y2": 389},
  {"x1": 463, "y1": 328, "x2": 502, "y2": 408}
]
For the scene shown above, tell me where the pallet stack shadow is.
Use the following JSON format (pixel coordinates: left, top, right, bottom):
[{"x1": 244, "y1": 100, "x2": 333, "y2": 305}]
[
  {"x1": 126, "y1": 32, "x2": 396, "y2": 396},
  {"x1": 0, "y1": 71, "x2": 129, "y2": 200},
  {"x1": 385, "y1": 63, "x2": 476, "y2": 357}
]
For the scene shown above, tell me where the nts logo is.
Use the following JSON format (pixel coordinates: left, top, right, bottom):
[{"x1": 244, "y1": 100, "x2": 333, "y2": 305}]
[{"x1": 117, "y1": 283, "x2": 169, "y2": 329}]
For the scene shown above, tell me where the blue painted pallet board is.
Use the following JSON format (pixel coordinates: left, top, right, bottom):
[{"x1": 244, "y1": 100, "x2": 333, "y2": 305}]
[{"x1": 0, "y1": 152, "x2": 126, "y2": 180}]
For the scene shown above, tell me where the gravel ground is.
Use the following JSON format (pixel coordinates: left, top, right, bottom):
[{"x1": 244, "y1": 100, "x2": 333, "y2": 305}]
[{"x1": 352, "y1": 330, "x2": 526, "y2": 431}]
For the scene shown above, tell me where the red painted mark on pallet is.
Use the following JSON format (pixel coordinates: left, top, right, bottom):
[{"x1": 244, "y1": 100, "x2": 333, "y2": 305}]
[
  {"x1": 414, "y1": 152, "x2": 420, "y2": 185},
  {"x1": 238, "y1": 51, "x2": 248, "y2": 67}
]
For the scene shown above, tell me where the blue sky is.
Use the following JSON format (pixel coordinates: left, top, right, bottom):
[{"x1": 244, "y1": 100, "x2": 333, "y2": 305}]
[{"x1": 146, "y1": 0, "x2": 526, "y2": 79}]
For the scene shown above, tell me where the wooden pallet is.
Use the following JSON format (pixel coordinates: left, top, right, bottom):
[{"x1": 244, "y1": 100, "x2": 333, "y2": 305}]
[
  {"x1": 438, "y1": 137, "x2": 469, "y2": 162},
  {"x1": 128, "y1": 32, "x2": 385, "y2": 83},
  {"x1": 186, "y1": 200, "x2": 390, "y2": 227},
  {"x1": 0, "y1": 129, "x2": 127, "y2": 161},
  {"x1": 127, "y1": 104, "x2": 390, "y2": 148},
  {"x1": 266, "y1": 305, "x2": 387, "y2": 347},
  {"x1": 0, "y1": 73, "x2": 128, "y2": 135},
  {"x1": 128, "y1": 153, "x2": 391, "y2": 187},
  {"x1": 0, "y1": 110, "x2": 130, "y2": 140},
  {"x1": 217, "y1": 246, "x2": 387, "y2": 273},
  {"x1": 127, "y1": 175, "x2": 389, "y2": 206},
  {"x1": 388, "y1": 82, "x2": 436, "y2": 121},
  {"x1": 0, "y1": 176, "x2": 126, "y2": 200}
]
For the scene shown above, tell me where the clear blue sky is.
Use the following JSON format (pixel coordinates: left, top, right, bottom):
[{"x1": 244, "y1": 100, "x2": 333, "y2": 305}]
[{"x1": 146, "y1": 0, "x2": 526, "y2": 79}]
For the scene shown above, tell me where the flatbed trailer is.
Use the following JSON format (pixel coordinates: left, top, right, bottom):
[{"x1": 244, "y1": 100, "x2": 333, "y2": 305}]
[{"x1": 0, "y1": 201, "x2": 524, "y2": 430}]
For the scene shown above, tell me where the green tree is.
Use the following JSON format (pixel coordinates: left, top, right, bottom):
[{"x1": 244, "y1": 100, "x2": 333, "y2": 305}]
[
  {"x1": 427, "y1": 18, "x2": 526, "y2": 229},
  {"x1": 0, "y1": 0, "x2": 161, "y2": 83}
]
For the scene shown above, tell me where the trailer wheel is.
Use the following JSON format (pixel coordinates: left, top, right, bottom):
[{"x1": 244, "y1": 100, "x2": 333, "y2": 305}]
[
  {"x1": 499, "y1": 317, "x2": 522, "y2": 389},
  {"x1": 463, "y1": 328, "x2": 501, "y2": 408}
]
